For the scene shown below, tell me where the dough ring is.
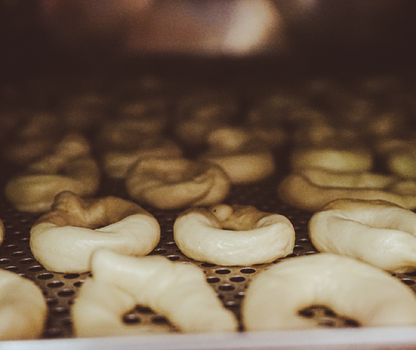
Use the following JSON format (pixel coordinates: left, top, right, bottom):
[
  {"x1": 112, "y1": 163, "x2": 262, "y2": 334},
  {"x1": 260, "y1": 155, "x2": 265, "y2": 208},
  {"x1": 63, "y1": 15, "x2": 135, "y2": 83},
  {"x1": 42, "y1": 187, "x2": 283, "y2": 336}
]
[
  {"x1": 200, "y1": 127, "x2": 275, "y2": 184},
  {"x1": 126, "y1": 157, "x2": 231, "y2": 210},
  {"x1": 0, "y1": 268, "x2": 47, "y2": 339},
  {"x1": 243, "y1": 253, "x2": 416, "y2": 331},
  {"x1": 174, "y1": 204, "x2": 295, "y2": 266},
  {"x1": 103, "y1": 139, "x2": 183, "y2": 179},
  {"x1": 309, "y1": 198, "x2": 416, "y2": 273},
  {"x1": 290, "y1": 147, "x2": 373, "y2": 173},
  {"x1": 72, "y1": 249, "x2": 238, "y2": 336},
  {"x1": 277, "y1": 168, "x2": 416, "y2": 212},
  {"x1": 30, "y1": 191, "x2": 160, "y2": 273},
  {"x1": 5, "y1": 134, "x2": 100, "y2": 213}
]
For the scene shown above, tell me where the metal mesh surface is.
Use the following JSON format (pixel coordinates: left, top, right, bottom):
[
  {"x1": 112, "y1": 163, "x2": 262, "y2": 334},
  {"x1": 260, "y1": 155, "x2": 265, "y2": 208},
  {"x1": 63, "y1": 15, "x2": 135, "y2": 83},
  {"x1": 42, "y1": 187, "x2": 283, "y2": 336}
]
[{"x1": 1, "y1": 169, "x2": 416, "y2": 339}]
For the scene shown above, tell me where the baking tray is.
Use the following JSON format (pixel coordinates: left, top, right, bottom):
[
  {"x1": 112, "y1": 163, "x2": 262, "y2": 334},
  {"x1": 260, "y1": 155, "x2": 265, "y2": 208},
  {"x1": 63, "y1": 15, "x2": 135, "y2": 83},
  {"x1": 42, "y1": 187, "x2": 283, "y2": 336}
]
[{"x1": 2, "y1": 71, "x2": 416, "y2": 349}]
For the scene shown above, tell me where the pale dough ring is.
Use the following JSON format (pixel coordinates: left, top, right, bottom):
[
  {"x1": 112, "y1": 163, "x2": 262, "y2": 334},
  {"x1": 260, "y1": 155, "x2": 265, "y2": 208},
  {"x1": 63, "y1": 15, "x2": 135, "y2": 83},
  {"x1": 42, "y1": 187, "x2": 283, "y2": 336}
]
[
  {"x1": 290, "y1": 147, "x2": 373, "y2": 172},
  {"x1": 0, "y1": 268, "x2": 47, "y2": 339},
  {"x1": 5, "y1": 134, "x2": 100, "y2": 213},
  {"x1": 103, "y1": 140, "x2": 183, "y2": 179},
  {"x1": 277, "y1": 168, "x2": 416, "y2": 212},
  {"x1": 174, "y1": 204, "x2": 295, "y2": 266},
  {"x1": 30, "y1": 191, "x2": 160, "y2": 273},
  {"x1": 72, "y1": 249, "x2": 238, "y2": 336},
  {"x1": 309, "y1": 199, "x2": 416, "y2": 273},
  {"x1": 72, "y1": 279, "x2": 171, "y2": 337},
  {"x1": 126, "y1": 157, "x2": 231, "y2": 210},
  {"x1": 200, "y1": 127, "x2": 275, "y2": 184},
  {"x1": 242, "y1": 253, "x2": 416, "y2": 331}
]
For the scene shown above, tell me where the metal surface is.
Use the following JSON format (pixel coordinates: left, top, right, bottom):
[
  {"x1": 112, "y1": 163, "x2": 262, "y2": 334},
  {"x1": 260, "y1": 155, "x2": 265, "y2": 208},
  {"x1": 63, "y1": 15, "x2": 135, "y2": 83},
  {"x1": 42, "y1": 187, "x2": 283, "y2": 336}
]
[{"x1": 1, "y1": 170, "x2": 416, "y2": 339}]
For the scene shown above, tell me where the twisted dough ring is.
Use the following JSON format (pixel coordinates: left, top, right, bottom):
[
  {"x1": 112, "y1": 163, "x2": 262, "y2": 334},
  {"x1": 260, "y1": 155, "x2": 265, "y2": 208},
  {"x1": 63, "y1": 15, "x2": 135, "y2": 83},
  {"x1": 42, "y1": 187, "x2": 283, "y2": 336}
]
[
  {"x1": 5, "y1": 134, "x2": 100, "y2": 213},
  {"x1": 126, "y1": 157, "x2": 231, "y2": 210},
  {"x1": 103, "y1": 139, "x2": 183, "y2": 179},
  {"x1": 72, "y1": 249, "x2": 238, "y2": 337},
  {"x1": 277, "y1": 168, "x2": 416, "y2": 212},
  {"x1": 0, "y1": 268, "x2": 47, "y2": 339},
  {"x1": 200, "y1": 127, "x2": 275, "y2": 184},
  {"x1": 243, "y1": 253, "x2": 416, "y2": 331},
  {"x1": 174, "y1": 204, "x2": 295, "y2": 266},
  {"x1": 309, "y1": 199, "x2": 416, "y2": 273},
  {"x1": 30, "y1": 191, "x2": 160, "y2": 273}
]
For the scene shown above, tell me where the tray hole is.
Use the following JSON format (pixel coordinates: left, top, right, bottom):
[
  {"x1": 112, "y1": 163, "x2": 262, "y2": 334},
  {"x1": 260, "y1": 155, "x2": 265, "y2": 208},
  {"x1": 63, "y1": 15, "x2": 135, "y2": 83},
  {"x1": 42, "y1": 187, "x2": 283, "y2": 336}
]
[
  {"x1": 58, "y1": 289, "x2": 75, "y2": 297},
  {"x1": 136, "y1": 306, "x2": 154, "y2": 314},
  {"x1": 240, "y1": 268, "x2": 256, "y2": 274},
  {"x1": 201, "y1": 262, "x2": 217, "y2": 268},
  {"x1": 0, "y1": 258, "x2": 10, "y2": 264},
  {"x1": 37, "y1": 273, "x2": 54, "y2": 280},
  {"x1": 19, "y1": 257, "x2": 35, "y2": 264},
  {"x1": 206, "y1": 276, "x2": 220, "y2": 283},
  {"x1": 123, "y1": 314, "x2": 141, "y2": 324},
  {"x1": 218, "y1": 284, "x2": 235, "y2": 291},
  {"x1": 229, "y1": 276, "x2": 246, "y2": 283},
  {"x1": 152, "y1": 315, "x2": 169, "y2": 325},
  {"x1": 63, "y1": 273, "x2": 80, "y2": 279},
  {"x1": 47, "y1": 281, "x2": 64, "y2": 288},
  {"x1": 28, "y1": 265, "x2": 44, "y2": 272},
  {"x1": 215, "y1": 269, "x2": 231, "y2": 275},
  {"x1": 402, "y1": 278, "x2": 415, "y2": 285}
]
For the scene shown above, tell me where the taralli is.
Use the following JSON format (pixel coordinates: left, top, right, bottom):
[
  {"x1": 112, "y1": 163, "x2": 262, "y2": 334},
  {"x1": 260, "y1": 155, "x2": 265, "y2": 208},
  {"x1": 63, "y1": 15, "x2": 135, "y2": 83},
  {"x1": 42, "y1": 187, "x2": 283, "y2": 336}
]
[
  {"x1": 174, "y1": 92, "x2": 238, "y2": 146},
  {"x1": 374, "y1": 138, "x2": 416, "y2": 179},
  {"x1": 5, "y1": 134, "x2": 100, "y2": 213},
  {"x1": 126, "y1": 157, "x2": 231, "y2": 210},
  {"x1": 277, "y1": 168, "x2": 416, "y2": 212},
  {"x1": 72, "y1": 249, "x2": 238, "y2": 336},
  {"x1": 30, "y1": 191, "x2": 160, "y2": 273},
  {"x1": 309, "y1": 199, "x2": 416, "y2": 273},
  {"x1": 242, "y1": 253, "x2": 416, "y2": 331},
  {"x1": 174, "y1": 204, "x2": 295, "y2": 266},
  {"x1": 200, "y1": 127, "x2": 275, "y2": 184},
  {"x1": 103, "y1": 139, "x2": 183, "y2": 179},
  {"x1": 0, "y1": 268, "x2": 47, "y2": 339},
  {"x1": 290, "y1": 147, "x2": 373, "y2": 172}
]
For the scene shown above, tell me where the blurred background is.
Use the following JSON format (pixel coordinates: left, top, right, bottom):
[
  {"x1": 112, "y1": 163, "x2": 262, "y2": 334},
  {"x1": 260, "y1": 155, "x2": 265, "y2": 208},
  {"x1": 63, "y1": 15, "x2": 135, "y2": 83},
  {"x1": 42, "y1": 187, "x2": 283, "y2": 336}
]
[{"x1": 1, "y1": 0, "x2": 416, "y2": 80}]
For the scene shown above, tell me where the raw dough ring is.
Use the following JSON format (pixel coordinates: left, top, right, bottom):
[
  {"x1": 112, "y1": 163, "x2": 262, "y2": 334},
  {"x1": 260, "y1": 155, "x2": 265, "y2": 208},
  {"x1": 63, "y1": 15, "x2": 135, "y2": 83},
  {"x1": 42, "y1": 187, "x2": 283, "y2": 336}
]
[
  {"x1": 103, "y1": 139, "x2": 183, "y2": 179},
  {"x1": 5, "y1": 134, "x2": 100, "y2": 213},
  {"x1": 30, "y1": 191, "x2": 160, "y2": 273},
  {"x1": 174, "y1": 204, "x2": 295, "y2": 266},
  {"x1": 126, "y1": 157, "x2": 231, "y2": 210},
  {"x1": 200, "y1": 127, "x2": 275, "y2": 184},
  {"x1": 0, "y1": 268, "x2": 47, "y2": 339},
  {"x1": 309, "y1": 199, "x2": 416, "y2": 273},
  {"x1": 243, "y1": 253, "x2": 416, "y2": 331},
  {"x1": 277, "y1": 168, "x2": 416, "y2": 212},
  {"x1": 290, "y1": 147, "x2": 373, "y2": 172},
  {"x1": 72, "y1": 249, "x2": 238, "y2": 336}
]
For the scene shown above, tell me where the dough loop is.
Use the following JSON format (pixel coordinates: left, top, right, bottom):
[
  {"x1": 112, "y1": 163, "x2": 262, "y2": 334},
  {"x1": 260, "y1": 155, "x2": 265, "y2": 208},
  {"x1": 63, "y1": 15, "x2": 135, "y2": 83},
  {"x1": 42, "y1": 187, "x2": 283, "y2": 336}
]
[
  {"x1": 72, "y1": 249, "x2": 238, "y2": 337},
  {"x1": 0, "y1": 268, "x2": 47, "y2": 339},
  {"x1": 243, "y1": 253, "x2": 416, "y2": 331},
  {"x1": 200, "y1": 127, "x2": 275, "y2": 184},
  {"x1": 30, "y1": 191, "x2": 160, "y2": 273},
  {"x1": 5, "y1": 134, "x2": 100, "y2": 213},
  {"x1": 126, "y1": 157, "x2": 231, "y2": 210},
  {"x1": 174, "y1": 204, "x2": 295, "y2": 266},
  {"x1": 277, "y1": 168, "x2": 416, "y2": 212},
  {"x1": 309, "y1": 199, "x2": 416, "y2": 273}
]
